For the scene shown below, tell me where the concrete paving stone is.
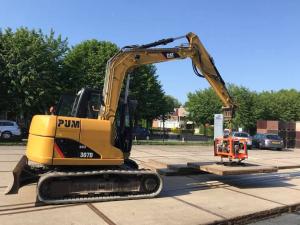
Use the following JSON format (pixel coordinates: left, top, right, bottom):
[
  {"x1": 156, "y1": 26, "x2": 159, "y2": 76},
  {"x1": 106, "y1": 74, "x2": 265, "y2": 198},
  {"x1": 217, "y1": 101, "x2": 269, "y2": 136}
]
[
  {"x1": 0, "y1": 187, "x2": 6, "y2": 194},
  {"x1": 0, "y1": 172, "x2": 12, "y2": 187},
  {"x1": 161, "y1": 174, "x2": 231, "y2": 195},
  {"x1": 0, "y1": 185, "x2": 37, "y2": 206},
  {"x1": 139, "y1": 159, "x2": 168, "y2": 170},
  {"x1": 142, "y1": 151, "x2": 183, "y2": 157},
  {"x1": 130, "y1": 150, "x2": 158, "y2": 158},
  {"x1": 0, "y1": 204, "x2": 107, "y2": 225},
  {"x1": 0, "y1": 154, "x2": 27, "y2": 162},
  {"x1": 0, "y1": 146, "x2": 25, "y2": 151},
  {"x1": 157, "y1": 168, "x2": 181, "y2": 176},
  {"x1": 167, "y1": 164, "x2": 203, "y2": 174},
  {"x1": 160, "y1": 175, "x2": 215, "y2": 194},
  {"x1": 0, "y1": 185, "x2": 106, "y2": 225},
  {"x1": 194, "y1": 169, "x2": 299, "y2": 189},
  {"x1": 150, "y1": 158, "x2": 196, "y2": 166},
  {"x1": 93, "y1": 197, "x2": 222, "y2": 225},
  {"x1": 250, "y1": 159, "x2": 300, "y2": 169},
  {"x1": 0, "y1": 150, "x2": 25, "y2": 155},
  {"x1": 226, "y1": 184, "x2": 300, "y2": 206},
  {"x1": 0, "y1": 162, "x2": 18, "y2": 172},
  {"x1": 185, "y1": 155, "x2": 216, "y2": 160},
  {"x1": 285, "y1": 177, "x2": 300, "y2": 190},
  {"x1": 176, "y1": 188, "x2": 282, "y2": 220},
  {"x1": 274, "y1": 157, "x2": 300, "y2": 164}
]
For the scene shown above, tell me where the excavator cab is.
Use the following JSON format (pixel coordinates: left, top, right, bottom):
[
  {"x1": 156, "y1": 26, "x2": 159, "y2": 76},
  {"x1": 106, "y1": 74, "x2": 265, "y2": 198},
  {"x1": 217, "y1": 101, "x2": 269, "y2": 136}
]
[
  {"x1": 54, "y1": 88, "x2": 102, "y2": 119},
  {"x1": 54, "y1": 87, "x2": 136, "y2": 156}
]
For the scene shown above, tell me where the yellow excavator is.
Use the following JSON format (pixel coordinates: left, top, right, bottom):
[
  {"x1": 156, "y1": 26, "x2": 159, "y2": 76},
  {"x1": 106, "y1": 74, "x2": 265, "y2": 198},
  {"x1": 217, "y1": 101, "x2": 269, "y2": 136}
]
[{"x1": 6, "y1": 32, "x2": 235, "y2": 204}]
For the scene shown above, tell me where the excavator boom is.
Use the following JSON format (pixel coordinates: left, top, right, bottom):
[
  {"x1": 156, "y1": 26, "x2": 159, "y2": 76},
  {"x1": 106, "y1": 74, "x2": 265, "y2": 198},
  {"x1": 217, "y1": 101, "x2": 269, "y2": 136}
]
[{"x1": 100, "y1": 32, "x2": 235, "y2": 123}]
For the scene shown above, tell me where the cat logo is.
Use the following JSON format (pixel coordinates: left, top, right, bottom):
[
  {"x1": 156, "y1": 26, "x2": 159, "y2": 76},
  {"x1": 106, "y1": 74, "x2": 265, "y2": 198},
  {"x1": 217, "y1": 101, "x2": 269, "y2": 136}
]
[
  {"x1": 57, "y1": 119, "x2": 80, "y2": 128},
  {"x1": 162, "y1": 52, "x2": 180, "y2": 59}
]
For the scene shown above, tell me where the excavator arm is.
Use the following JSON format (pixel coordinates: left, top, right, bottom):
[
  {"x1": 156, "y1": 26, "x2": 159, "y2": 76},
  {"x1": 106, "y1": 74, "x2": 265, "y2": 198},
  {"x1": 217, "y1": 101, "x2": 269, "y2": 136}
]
[{"x1": 100, "y1": 32, "x2": 235, "y2": 123}]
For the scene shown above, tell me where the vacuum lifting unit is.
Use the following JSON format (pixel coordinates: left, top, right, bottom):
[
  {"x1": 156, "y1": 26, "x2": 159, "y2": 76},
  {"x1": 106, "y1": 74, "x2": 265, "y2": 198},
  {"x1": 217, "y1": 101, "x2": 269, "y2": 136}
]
[
  {"x1": 214, "y1": 137, "x2": 248, "y2": 163},
  {"x1": 6, "y1": 32, "x2": 236, "y2": 204}
]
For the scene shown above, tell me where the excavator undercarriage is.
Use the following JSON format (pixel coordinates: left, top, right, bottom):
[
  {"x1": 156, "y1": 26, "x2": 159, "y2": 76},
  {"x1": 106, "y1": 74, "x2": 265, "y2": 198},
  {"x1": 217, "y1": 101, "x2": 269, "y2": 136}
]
[{"x1": 7, "y1": 155, "x2": 162, "y2": 204}]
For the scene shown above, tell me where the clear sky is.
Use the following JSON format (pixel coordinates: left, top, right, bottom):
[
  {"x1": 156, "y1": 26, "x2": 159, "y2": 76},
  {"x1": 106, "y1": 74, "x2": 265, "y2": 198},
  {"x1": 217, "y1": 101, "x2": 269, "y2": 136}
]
[{"x1": 1, "y1": 0, "x2": 299, "y2": 103}]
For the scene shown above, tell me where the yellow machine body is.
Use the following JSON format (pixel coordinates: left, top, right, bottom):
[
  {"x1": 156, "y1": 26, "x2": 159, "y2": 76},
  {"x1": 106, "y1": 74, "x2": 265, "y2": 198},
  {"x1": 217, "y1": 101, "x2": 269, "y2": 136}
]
[
  {"x1": 25, "y1": 32, "x2": 235, "y2": 168},
  {"x1": 26, "y1": 115, "x2": 124, "y2": 166}
]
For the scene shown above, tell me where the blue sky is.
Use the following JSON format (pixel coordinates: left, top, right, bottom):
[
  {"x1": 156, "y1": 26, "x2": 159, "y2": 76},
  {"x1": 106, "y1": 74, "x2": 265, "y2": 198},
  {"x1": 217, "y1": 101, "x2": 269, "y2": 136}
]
[{"x1": 1, "y1": 0, "x2": 299, "y2": 103}]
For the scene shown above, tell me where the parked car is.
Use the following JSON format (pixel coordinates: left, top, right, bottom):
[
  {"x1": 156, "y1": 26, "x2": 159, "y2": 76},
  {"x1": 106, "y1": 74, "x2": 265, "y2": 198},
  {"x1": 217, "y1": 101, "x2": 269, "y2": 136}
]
[
  {"x1": 252, "y1": 133, "x2": 284, "y2": 150},
  {"x1": 0, "y1": 120, "x2": 22, "y2": 140},
  {"x1": 232, "y1": 132, "x2": 252, "y2": 149},
  {"x1": 132, "y1": 127, "x2": 150, "y2": 140}
]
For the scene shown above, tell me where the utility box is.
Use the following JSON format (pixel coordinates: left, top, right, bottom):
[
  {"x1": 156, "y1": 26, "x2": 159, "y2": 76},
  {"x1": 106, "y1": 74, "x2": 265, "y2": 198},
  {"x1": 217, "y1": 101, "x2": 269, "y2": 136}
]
[{"x1": 214, "y1": 114, "x2": 223, "y2": 139}]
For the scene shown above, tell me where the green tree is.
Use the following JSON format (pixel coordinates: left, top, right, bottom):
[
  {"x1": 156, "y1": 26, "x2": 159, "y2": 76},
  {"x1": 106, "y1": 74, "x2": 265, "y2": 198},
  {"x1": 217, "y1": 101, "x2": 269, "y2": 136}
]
[
  {"x1": 128, "y1": 65, "x2": 167, "y2": 127},
  {"x1": 0, "y1": 27, "x2": 69, "y2": 123},
  {"x1": 185, "y1": 84, "x2": 300, "y2": 134},
  {"x1": 228, "y1": 84, "x2": 257, "y2": 132},
  {"x1": 185, "y1": 87, "x2": 222, "y2": 129},
  {"x1": 254, "y1": 89, "x2": 300, "y2": 122},
  {"x1": 275, "y1": 89, "x2": 300, "y2": 121},
  {"x1": 164, "y1": 95, "x2": 181, "y2": 109},
  {"x1": 185, "y1": 85, "x2": 257, "y2": 133},
  {"x1": 63, "y1": 40, "x2": 119, "y2": 90},
  {"x1": 64, "y1": 41, "x2": 169, "y2": 127}
]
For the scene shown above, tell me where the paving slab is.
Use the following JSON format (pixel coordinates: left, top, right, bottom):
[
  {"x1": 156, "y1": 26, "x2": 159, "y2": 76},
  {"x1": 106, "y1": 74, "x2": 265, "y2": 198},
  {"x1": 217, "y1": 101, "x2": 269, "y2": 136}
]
[
  {"x1": 0, "y1": 185, "x2": 107, "y2": 225},
  {"x1": 176, "y1": 187, "x2": 282, "y2": 220},
  {"x1": 0, "y1": 203, "x2": 107, "y2": 225},
  {"x1": 157, "y1": 168, "x2": 182, "y2": 176},
  {"x1": 0, "y1": 150, "x2": 25, "y2": 155},
  {"x1": 161, "y1": 175, "x2": 212, "y2": 194},
  {"x1": 188, "y1": 162, "x2": 278, "y2": 175},
  {"x1": 0, "y1": 185, "x2": 37, "y2": 206},
  {"x1": 0, "y1": 172, "x2": 11, "y2": 188},
  {"x1": 130, "y1": 150, "x2": 158, "y2": 158},
  {"x1": 93, "y1": 197, "x2": 222, "y2": 225},
  {"x1": 0, "y1": 162, "x2": 19, "y2": 172},
  {"x1": 226, "y1": 184, "x2": 300, "y2": 206},
  {"x1": 162, "y1": 176, "x2": 228, "y2": 195},
  {"x1": 158, "y1": 164, "x2": 205, "y2": 176},
  {"x1": 249, "y1": 159, "x2": 300, "y2": 169},
  {"x1": 284, "y1": 177, "x2": 300, "y2": 190},
  {"x1": 0, "y1": 154, "x2": 25, "y2": 162}
]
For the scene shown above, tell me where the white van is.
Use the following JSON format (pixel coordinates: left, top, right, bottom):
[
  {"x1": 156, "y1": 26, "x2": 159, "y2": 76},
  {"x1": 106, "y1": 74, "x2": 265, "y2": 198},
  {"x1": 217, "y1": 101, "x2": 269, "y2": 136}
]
[{"x1": 0, "y1": 120, "x2": 22, "y2": 140}]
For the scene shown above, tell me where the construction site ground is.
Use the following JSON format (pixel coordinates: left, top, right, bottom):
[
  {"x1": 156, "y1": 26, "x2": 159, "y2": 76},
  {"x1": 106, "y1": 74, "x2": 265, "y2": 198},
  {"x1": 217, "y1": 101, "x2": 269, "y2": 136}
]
[{"x1": 1, "y1": 145, "x2": 300, "y2": 225}]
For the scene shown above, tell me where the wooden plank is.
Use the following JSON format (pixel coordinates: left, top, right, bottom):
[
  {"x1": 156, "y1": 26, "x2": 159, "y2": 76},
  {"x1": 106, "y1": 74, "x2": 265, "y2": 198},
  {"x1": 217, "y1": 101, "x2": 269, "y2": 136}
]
[{"x1": 187, "y1": 162, "x2": 278, "y2": 176}]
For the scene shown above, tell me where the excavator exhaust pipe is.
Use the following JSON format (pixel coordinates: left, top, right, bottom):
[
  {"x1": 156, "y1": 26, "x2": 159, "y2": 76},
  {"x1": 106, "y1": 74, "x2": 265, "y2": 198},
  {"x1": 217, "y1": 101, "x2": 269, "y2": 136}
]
[{"x1": 5, "y1": 155, "x2": 29, "y2": 195}]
